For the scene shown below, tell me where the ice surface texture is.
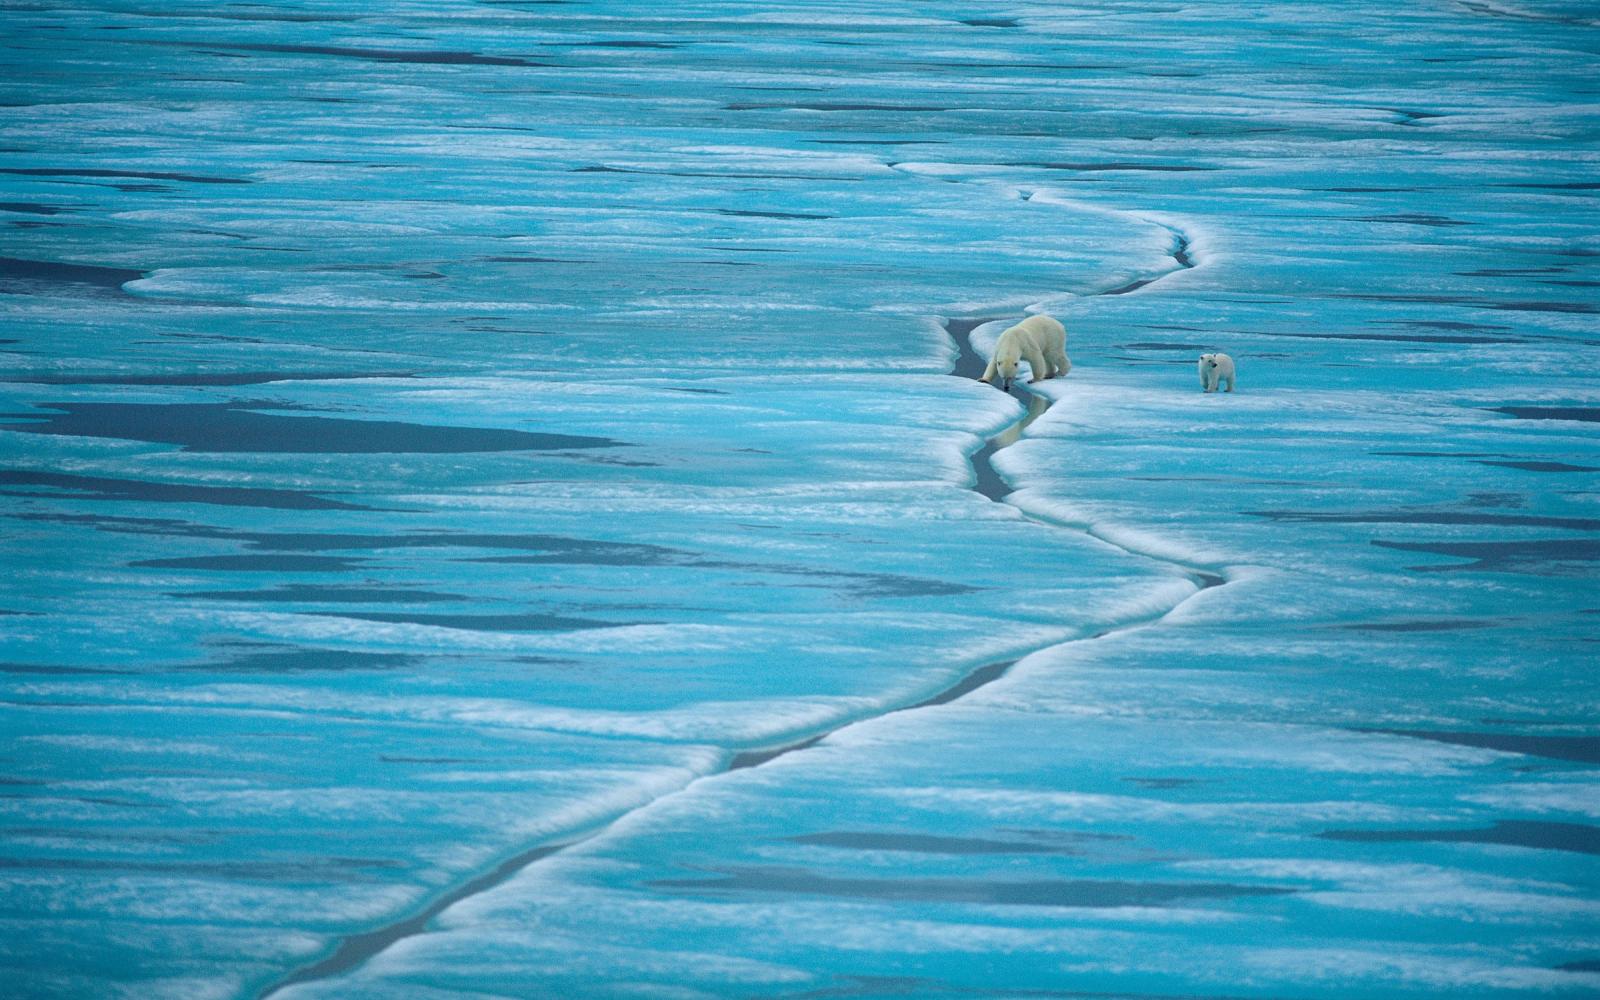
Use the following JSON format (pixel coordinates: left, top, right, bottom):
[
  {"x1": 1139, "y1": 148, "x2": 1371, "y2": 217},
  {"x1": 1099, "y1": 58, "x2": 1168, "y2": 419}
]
[{"x1": 1, "y1": 2, "x2": 1596, "y2": 998}]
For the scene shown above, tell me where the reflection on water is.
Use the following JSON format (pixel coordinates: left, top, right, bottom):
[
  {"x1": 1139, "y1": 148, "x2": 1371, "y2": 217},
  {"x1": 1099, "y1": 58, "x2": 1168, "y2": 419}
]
[{"x1": 991, "y1": 391, "x2": 1051, "y2": 449}]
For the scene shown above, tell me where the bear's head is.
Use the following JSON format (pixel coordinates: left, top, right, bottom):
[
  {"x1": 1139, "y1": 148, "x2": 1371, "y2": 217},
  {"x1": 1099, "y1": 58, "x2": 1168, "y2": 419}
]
[
  {"x1": 995, "y1": 345, "x2": 1022, "y2": 391},
  {"x1": 1200, "y1": 353, "x2": 1218, "y2": 369}
]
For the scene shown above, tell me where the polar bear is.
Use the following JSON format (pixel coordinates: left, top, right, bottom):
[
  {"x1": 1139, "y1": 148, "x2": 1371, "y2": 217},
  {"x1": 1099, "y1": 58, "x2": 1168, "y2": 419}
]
[
  {"x1": 1198, "y1": 352, "x2": 1235, "y2": 393},
  {"x1": 979, "y1": 314, "x2": 1070, "y2": 392}
]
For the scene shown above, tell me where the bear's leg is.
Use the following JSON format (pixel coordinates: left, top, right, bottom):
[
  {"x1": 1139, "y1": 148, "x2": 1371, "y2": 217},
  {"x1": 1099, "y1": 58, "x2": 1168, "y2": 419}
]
[
  {"x1": 1048, "y1": 347, "x2": 1070, "y2": 377},
  {"x1": 979, "y1": 357, "x2": 997, "y2": 383},
  {"x1": 1023, "y1": 346, "x2": 1049, "y2": 382},
  {"x1": 1224, "y1": 373, "x2": 1234, "y2": 392}
]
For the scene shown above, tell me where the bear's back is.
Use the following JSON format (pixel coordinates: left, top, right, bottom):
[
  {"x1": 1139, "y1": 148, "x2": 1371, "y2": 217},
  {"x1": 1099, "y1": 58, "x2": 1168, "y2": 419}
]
[{"x1": 1012, "y1": 313, "x2": 1064, "y2": 345}]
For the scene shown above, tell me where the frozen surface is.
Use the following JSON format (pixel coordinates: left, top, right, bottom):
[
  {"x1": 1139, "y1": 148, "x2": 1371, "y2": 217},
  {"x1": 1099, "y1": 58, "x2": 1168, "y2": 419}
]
[{"x1": 1, "y1": 2, "x2": 1597, "y2": 998}]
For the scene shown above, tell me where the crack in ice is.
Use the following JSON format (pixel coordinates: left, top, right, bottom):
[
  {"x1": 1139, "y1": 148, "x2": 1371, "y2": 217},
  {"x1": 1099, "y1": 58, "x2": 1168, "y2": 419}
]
[{"x1": 258, "y1": 198, "x2": 1222, "y2": 1000}]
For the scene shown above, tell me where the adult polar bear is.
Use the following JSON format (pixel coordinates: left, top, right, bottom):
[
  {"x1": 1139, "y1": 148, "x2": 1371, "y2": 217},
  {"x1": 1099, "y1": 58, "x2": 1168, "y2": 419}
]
[{"x1": 979, "y1": 314, "x2": 1070, "y2": 392}]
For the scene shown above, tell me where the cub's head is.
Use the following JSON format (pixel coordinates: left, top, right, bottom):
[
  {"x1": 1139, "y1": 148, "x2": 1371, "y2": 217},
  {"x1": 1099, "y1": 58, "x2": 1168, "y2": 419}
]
[{"x1": 1200, "y1": 353, "x2": 1218, "y2": 369}]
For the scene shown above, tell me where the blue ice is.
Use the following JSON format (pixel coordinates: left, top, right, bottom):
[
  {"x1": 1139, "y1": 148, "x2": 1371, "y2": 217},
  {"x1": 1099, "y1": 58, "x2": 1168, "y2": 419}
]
[{"x1": 1, "y1": 2, "x2": 1596, "y2": 998}]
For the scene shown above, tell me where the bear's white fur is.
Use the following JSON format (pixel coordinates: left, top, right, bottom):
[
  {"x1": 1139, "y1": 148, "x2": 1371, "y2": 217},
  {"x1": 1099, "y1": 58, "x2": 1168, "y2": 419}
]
[
  {"x1": 980, "y1": 314, "x2": 1070, "y2": 391},
  {"x1": 1198, "y1": 352, "x2": 1235, "y2": 393}
]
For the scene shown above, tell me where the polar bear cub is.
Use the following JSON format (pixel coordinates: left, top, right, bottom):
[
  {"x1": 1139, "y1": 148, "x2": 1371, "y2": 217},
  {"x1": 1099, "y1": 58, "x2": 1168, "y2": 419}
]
[
  {"x1": 979, "y1": 314, "x2": 1070, "y2": 392},
  {"x1": 1198, "y1": 352, "x2": 1235, "y2": 393}
]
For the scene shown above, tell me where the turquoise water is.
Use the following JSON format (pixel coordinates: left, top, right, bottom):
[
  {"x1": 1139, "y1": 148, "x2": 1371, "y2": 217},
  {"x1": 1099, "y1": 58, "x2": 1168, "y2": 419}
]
[{"x1": 1, "y1": 2, "x2": 1596, "y2": 997}]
